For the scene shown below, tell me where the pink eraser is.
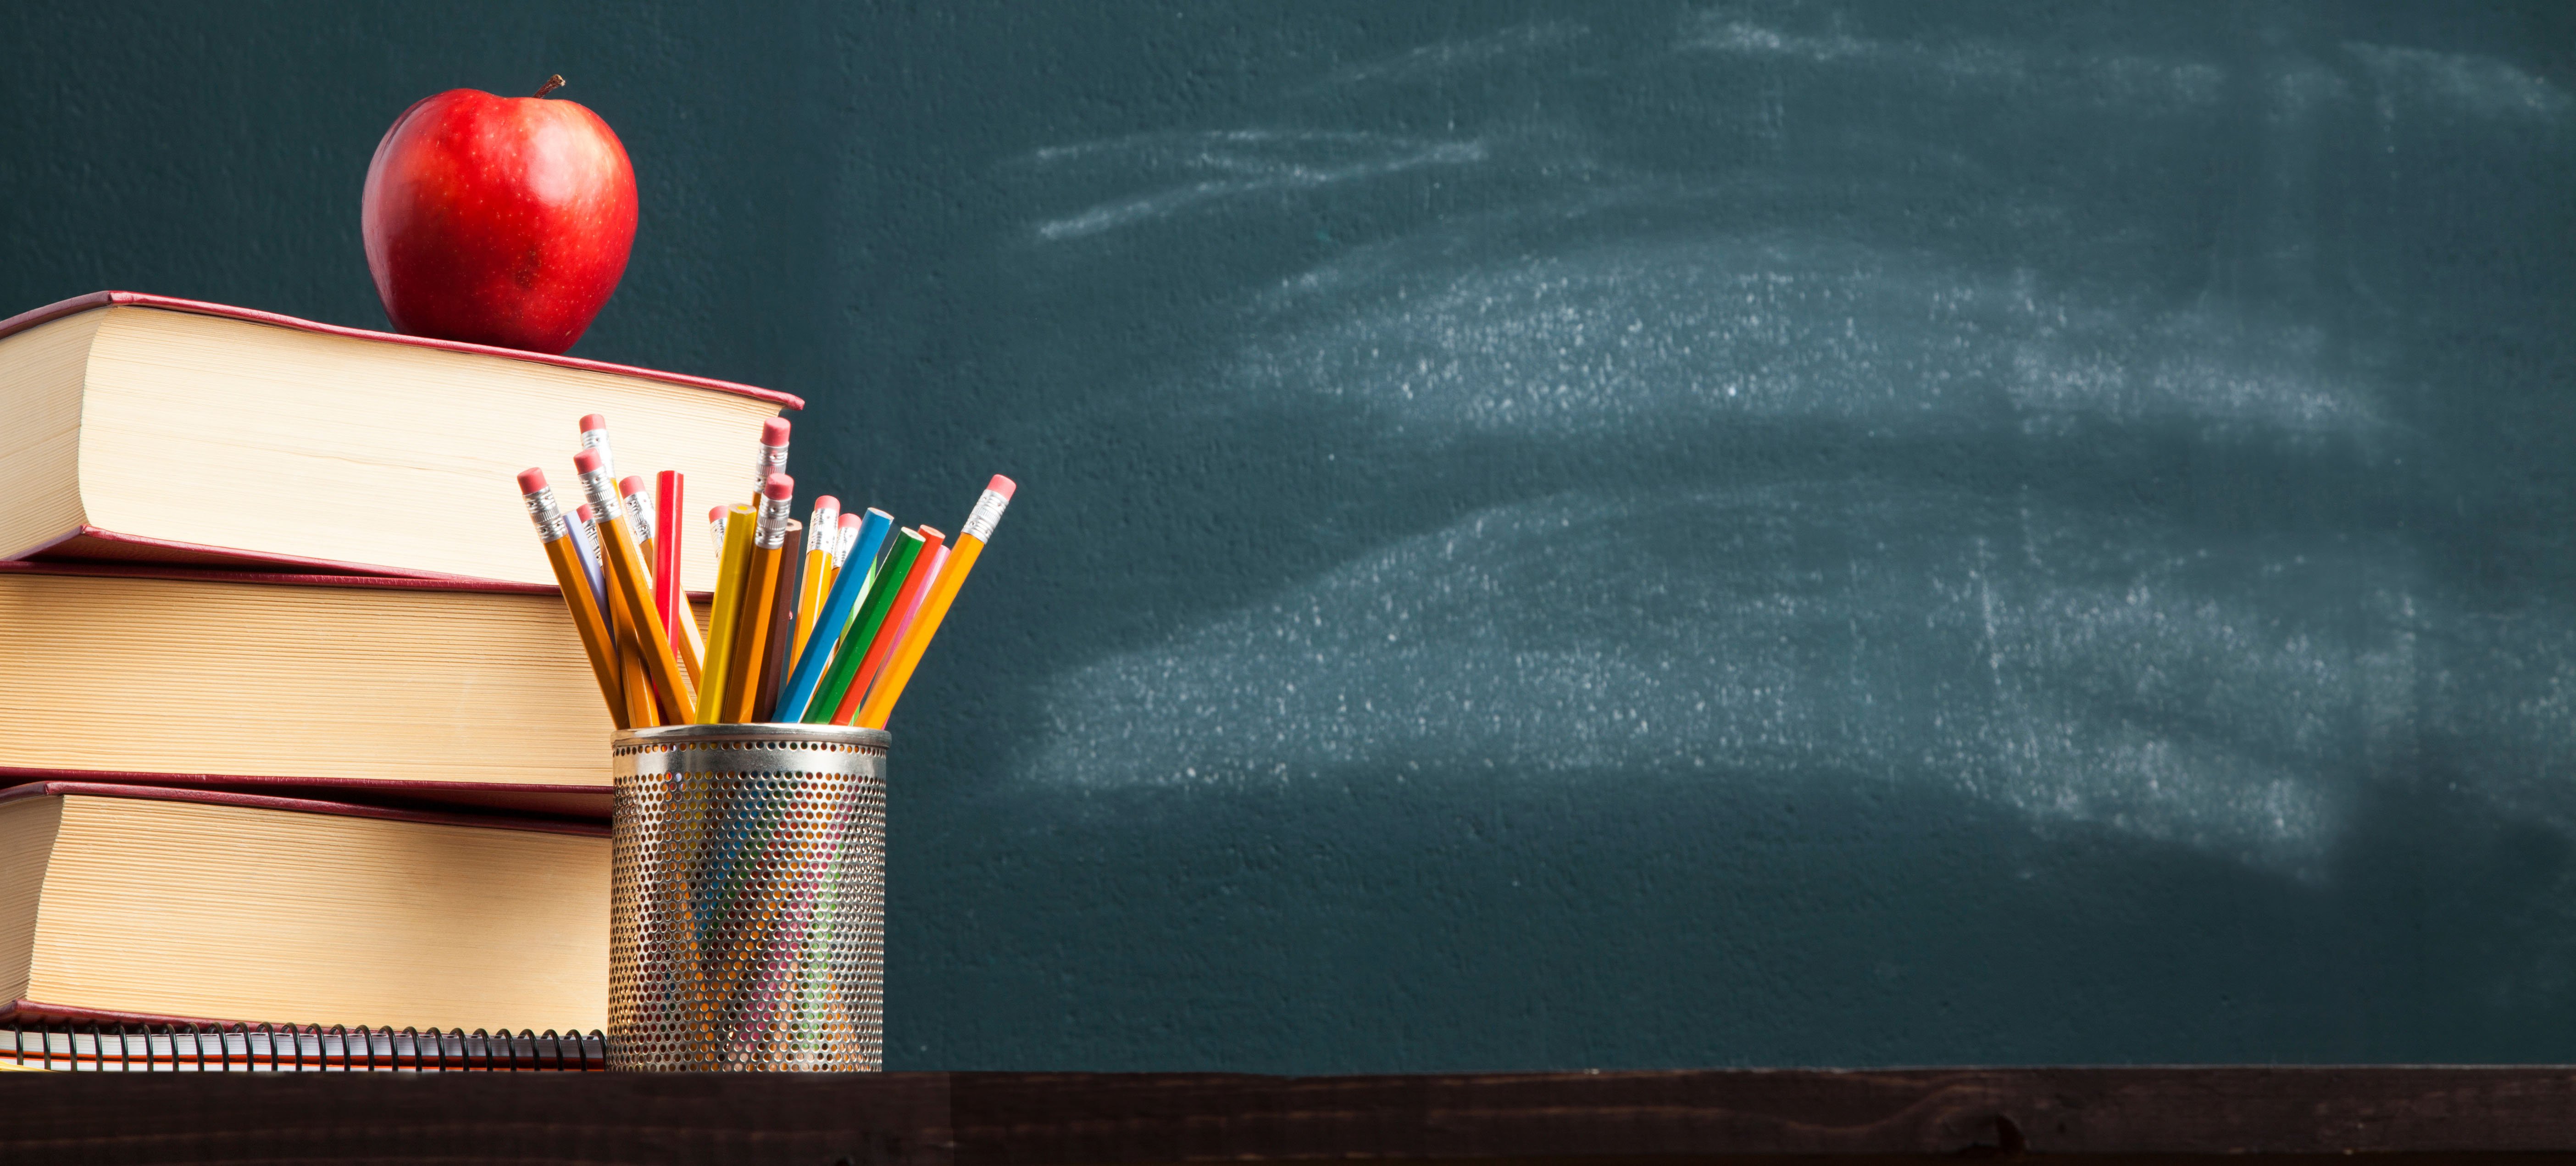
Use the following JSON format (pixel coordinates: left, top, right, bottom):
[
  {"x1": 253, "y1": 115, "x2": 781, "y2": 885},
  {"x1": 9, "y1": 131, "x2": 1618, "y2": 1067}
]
[
  {"x1": 986, "y1": 474, "x2": 1017, "y2": 499},
  {"x1": 618, "y1": 475, "x2": 646, "y2": 495},
  {"x1": 580, "y1": 414, "x2": 607, "y2": 432},
  {"x1": 708, "y1": 504, "x2": 729, "y2": 523},
  {"x1": 761, "y1": 417, "x2": 792, "y2": 445},
  {"x1": 814, "y1": 494, "x2": 840, "y2": 512},
  {"x1": 573, "y1": 448, "x2": 604, "y2": 474},
  {"x1": 577, "y1": 504, "x2": 596, "y2": 522},
  {"x1": 838, "y1": 511, "x2": 864, "y2": 529},
  {"x1": 515, "y1": 467, "x2": 548, "y2": 493},
  {"x1": 764, "y1": 473, "x2": 794, "y2": 500}
]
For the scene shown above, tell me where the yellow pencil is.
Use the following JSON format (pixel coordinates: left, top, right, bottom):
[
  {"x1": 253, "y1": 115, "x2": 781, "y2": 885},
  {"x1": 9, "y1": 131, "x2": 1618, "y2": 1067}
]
[
  {"x1": 856, "y1": 476, "x2": 1016, "y2": 729},
  {"x1": 792, "y1": 494, "x2": 840, "y2": 662},
  {"x1": 575, "y1": 448, "x2": 695, "y2": 724},
  {"x1": 696, "y1": 503, "x2": 755, "y2": 723},
  {"x1": 516, "y1": 468, "x2": 627, "y2": 727}
]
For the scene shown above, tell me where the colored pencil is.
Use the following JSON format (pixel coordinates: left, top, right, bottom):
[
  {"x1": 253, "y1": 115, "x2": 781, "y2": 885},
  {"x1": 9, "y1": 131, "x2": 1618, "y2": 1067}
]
[
  {"x1": 516, "y1": 468, "x2": 626, "y2": 726},
  {"x1": 792, "y1": 495, "x2": 840, "y2": 662},
  {"x1": 754, "y1": 518, "x2": 805, "y2": 722},
  {"x1": 827, "y1": 526, "x2": 946, "y2": 726},
  {"x1": 857, "y1": 477, "x2": 1016, "y2": 729},
  {"x1": 565, "y1": 502, "x2": 612, "y2": 628},
  {"x1": 804, "y1": 527, "x2": 923, "y2": 723},
  {"x1": 822, "y1": 510, "x2": 863, "y2": 615},
  {"x1": 610, "y1": 574, "x2": 661, "y2": 728},
  {"x1": 575, "y1": 447, "x2": 695, "y2": 723},
  {"x1": 652, "y1": 470, "x2": 687, "y2": 656},
  {"x1": 694, "y1": 503, "x2": 755, "y2": 723},
  {"x1": 776, "y1": 507, "x2": 892, "y2": 722},
  {"x1": 720, "y1": 474, "x2": 796, "y2": 722},
  {"x1": 750, "y1": 417, "x2": 790, "y2": 504}
]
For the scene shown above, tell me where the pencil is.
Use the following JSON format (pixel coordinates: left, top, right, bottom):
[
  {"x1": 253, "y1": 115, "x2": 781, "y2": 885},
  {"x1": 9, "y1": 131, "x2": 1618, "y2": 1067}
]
[
  {"x1": 610, "y1": 575, "x2": 661, "y2": 728},
  {"x1": 565, "y1": 502, "x2": 613, "y2": 629},
  {"x1": 826, "y1": 526, "x2": 946, "y2": 726},
  {"x1": 694, "y1": 503, "x2": 755, "y2": 723},
  {"x1": 754, "y1": 517, "x2": 805, "y2": 722},
  {"x1": 846, "y1": 543, "x2": 946, "y2": 723},
  {"x1": 750, "y1": 417, "x2": 791, "y2": 504},
  {"x1": 856, "y1": 476, "x2": 1016, "y2": 729},
  {"x1": 803, "y1": 525, "x2": 923, "y2": 723},
  {"x1": 575, "y1": 447, "x2": 696, "y2": 723},
  {"x1": 579, "y1": 413, "x2": 617, "y2": 483},
  {"x1": 719, "y1": 473, "x2": 796, "y2": 722},
  {"x1": 517, "y1": 468, "x2": 626, "y2": 726},
  {"x1": 652, "y1": 470, "x2": 687, "y2": 655},
  {"x1": 792, "y1": 495, "x2": 840, "y2": 662},
  {"x1": 822, "y1": 510, "x2": 864, "y2": 621},
  {"x1": 776, "y1": 507, "x2": 893, "y2": 722}
]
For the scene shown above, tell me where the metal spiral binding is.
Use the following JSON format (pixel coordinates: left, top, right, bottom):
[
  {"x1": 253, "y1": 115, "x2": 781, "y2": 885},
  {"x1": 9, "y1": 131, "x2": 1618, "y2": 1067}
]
[{"x1": 0, "y1": 1022, "x2": 607, "y2": 1072}]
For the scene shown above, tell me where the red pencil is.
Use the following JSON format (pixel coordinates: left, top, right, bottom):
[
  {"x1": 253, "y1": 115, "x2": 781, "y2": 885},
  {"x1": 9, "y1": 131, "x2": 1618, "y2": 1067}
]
[
  {"x1": 827, "y1": 525, "x2": 945, "y2": 725},
  {"x1": 654, "y1": 470, "x2": 684, "y2": 652}
]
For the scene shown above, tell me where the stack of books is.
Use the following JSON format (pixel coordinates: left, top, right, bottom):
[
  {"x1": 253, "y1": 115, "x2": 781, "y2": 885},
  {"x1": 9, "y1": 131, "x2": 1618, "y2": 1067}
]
[{"x1": 0, "y1": 291, "x2": 797, "y2": 1036}]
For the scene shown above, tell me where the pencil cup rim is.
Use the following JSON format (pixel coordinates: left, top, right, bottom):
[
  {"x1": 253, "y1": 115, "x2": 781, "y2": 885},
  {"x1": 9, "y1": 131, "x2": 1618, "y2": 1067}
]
[{"x1": 611, "y1": 722, "x2": 892, "y2": 750}]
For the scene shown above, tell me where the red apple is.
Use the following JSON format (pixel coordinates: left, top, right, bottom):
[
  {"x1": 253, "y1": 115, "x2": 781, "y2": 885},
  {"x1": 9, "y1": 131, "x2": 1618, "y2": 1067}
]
[{"x1": 361, "y1": 76, "x2": 637, "y2": 355}]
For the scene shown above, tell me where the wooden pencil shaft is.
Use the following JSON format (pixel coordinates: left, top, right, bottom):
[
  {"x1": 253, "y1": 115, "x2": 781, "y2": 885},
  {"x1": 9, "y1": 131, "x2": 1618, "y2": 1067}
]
[
  {"x1": 777, "y1": 511, "x2": 894, "y2": 724},
  {"x1": 541, "y1": 531, "x2": 627, "y2": 728},
  {"x1": 858, "y1": 535, "x2": 985, "y2": 730},
  {"x1": 804, "y1": 533, "x2": 920, "y2": 724},
  {"x1": 695, "y1": 505, "x2": 755, "y2": 724},
  {"x1": 599, "y1": 559, "x2": 660, "y2": 728},
  {"x1": 578, "y1": 468, "x2": 695, "y2": 723},
  {"x1": 654, "y1": 471, "x2": 685, "y2": 661},
  {"x1": 722, "y1": 541, "x2": 785, "y2": 722},
  {"x1": 829, "y1": 529, "x2": 944, "y2": 726}
]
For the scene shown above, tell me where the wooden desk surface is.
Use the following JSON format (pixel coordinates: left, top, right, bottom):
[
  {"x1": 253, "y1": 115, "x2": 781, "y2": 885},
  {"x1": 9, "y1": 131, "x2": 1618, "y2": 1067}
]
[{"x1": 9, "y1": 1066, "x2": 2576, "y2": 1163}]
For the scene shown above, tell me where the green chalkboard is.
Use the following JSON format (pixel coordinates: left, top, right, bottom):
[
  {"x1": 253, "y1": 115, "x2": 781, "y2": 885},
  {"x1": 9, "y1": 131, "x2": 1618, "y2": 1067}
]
[{"x1": 5, "y1": 1, "x2": 2575, "y2": 1070}]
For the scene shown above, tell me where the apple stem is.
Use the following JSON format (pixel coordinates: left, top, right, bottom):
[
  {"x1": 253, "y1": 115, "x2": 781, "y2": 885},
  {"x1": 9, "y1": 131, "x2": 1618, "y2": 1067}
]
[{"x1": 534, "y1": 75, "x2": 566, "y2": 99}]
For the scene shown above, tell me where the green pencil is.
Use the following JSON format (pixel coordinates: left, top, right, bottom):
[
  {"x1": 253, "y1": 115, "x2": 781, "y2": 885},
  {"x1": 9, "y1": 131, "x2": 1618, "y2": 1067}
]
[{"x1": 803, "y1": 527, "x2": 926, "y2": 723}]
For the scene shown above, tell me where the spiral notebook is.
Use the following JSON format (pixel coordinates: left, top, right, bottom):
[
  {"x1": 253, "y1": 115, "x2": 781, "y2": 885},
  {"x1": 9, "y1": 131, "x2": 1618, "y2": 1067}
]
[{"x1": 0, "y1": 1021, "x2": 605, "y2": 1072}]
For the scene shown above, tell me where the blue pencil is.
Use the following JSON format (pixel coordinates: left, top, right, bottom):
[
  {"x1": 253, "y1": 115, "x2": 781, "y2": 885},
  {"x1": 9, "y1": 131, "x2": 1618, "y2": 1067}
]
[{"x1": 773, "y1": 508, "x2": 894, "y2": 722}]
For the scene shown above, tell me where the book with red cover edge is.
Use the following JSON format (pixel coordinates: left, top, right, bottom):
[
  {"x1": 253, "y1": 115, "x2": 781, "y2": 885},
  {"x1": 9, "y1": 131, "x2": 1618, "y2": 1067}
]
[
  {"x1": 1, "y1": 781, "x2": 603, "y2": 1034},
  {"x1": 0, "y1": 560, "x2": 663, "y2": 820},
  {"x1": 2, "y1": 290, "x2": 802, "y2": 579}
]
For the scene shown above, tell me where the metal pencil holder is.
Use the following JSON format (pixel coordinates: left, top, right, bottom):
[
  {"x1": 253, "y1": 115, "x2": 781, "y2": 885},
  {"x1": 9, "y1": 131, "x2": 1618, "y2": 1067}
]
[{"x1": 607, "y1": 722, "x2": 890, "y2": 1071}]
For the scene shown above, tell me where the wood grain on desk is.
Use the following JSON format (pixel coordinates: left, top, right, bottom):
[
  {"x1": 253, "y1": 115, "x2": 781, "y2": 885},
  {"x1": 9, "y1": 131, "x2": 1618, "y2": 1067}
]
[{"x1": 10, "y1": 1067, "x2": 2576, "y2": 1163}]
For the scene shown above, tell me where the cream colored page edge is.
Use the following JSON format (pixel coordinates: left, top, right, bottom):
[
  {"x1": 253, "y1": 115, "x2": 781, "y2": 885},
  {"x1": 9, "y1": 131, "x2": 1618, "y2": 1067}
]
[
  {"x1": 0, "y1": 311, "x2": 103, "y2": 560},
  {"x1": 0, "y1": 798, "x2": 64, "y2": 1005},
  {"x1": 28, "y1": 795, "x2": 608, "y2": 1031}
]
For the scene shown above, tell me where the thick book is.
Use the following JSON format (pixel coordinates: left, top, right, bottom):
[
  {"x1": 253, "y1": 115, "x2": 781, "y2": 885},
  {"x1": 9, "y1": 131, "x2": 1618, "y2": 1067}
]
[
  {"x1": 0, "y1": 561, "x2": 710, "y2": 816},
  {"x1": 0, "y1": 291, "x2": 800, "y2": 589},
  {"x1": 0, "y1": 781, "x2": 607, "y2": 1034}
]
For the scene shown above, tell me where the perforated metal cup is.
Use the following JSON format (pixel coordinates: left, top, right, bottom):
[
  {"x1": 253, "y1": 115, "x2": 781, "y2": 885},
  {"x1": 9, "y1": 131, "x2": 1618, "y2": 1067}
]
[{"x1": 607, "y1": 722, "x2": 889, "y2": 1071}]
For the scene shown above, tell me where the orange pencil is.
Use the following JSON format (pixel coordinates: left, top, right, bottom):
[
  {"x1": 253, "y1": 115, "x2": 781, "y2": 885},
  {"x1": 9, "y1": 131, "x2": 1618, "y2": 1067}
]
[
  {"x1": 719, "y1": 473, "x2": 796, "y2": 722},
  {"x1": 575, "y1": 447, "x2": 696, "y2": 723},
  {"x1": 827, "y1": 525, "x2": 945, "y2": 725},
  {"x1": 610, "y1": 577, "x2": 661, "y2": 728},
  {"x1": 856, "y1": 476, "x2": 1016, "y2": 729},
  {"x1": 516, "y1": 468, "x2": 626, "y2": 727}
]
